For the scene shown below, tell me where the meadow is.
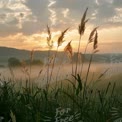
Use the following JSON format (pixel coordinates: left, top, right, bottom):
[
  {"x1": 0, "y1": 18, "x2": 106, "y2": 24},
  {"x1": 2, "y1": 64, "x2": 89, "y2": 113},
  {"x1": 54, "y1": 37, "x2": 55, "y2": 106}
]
[{"x1": 0, "y1": 8, "x2": 122, "y2": 122}]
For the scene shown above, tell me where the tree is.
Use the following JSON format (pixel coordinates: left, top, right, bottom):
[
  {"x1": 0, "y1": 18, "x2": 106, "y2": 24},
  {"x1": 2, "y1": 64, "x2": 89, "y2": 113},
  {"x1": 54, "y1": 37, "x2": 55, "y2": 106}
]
[{"x1": 8, "y1": 57, "x2": 21, "y2": 67}]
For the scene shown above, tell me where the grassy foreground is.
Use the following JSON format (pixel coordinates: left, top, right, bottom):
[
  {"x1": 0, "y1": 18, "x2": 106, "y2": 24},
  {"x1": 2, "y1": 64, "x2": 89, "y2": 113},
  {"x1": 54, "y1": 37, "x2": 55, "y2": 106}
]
[{"x1": 0, "y1": 78, "x2": 121, "y2": 122}]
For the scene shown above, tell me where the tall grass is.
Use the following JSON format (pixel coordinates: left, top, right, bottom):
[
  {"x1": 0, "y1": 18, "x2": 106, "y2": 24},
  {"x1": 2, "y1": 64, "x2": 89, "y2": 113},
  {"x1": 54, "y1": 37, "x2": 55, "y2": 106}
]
[{"x1": 0, "y1": 8, "x2": 122, "y2": 122}]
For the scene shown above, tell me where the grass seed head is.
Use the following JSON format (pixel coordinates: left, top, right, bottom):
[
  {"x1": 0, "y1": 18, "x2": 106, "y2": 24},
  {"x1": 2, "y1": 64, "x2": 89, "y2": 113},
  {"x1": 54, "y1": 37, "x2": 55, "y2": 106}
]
[
  {"x1": 58, "y1": 28, "x2": 69, "y2": 47},
  {"x1": 89, "y1": 27, "x2": 98, "y2": 43},
  {"x1": 47, "y1": 25, "x2": 53, "y2": 48},
  {"x1": 64, "y1": 41, "x2": 73, "y2": 58},
  {"x1": 93, "y1": 30, "x2": 98, "y2": 50},
  {"x1": 78, "y1": 8, "x2": 89, "y2": 36}
]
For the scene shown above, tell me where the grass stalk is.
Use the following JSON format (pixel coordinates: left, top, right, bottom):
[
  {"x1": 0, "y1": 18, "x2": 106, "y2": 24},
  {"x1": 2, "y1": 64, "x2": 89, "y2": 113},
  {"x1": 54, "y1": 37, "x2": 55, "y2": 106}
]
[
  {"x1": 75, "y1": 35, "x2": 82, "y2": 76},
  {"x1": 49, "y1": 46, "x2": 58, "y2": 83},
  {"x1": 83, "y1": 52, "x2": 94, "y2": 99},
  {"x1": 80, "y1": 42, "x2": 89, "y2": 76}
]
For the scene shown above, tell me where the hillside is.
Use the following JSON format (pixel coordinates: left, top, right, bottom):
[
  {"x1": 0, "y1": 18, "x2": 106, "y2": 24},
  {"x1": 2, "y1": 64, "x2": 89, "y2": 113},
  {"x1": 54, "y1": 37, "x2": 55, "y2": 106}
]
[
  {"x1": 0, "y1": 47, "x2": 67, "y2": 66},
  {"x1": 0, "y1": 46, "x2": 122, "y2": 66}
]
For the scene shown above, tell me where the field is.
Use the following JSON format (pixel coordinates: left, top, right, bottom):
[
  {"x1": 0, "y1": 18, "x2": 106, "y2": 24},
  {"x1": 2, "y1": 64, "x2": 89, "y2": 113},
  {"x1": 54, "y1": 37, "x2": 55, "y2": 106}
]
[
  {"x1": 0, "y1": 61, "x2": 122, "y2": 122},
  {"x1": 0, "y1": 8, "x2": 122, "y2": 122}
]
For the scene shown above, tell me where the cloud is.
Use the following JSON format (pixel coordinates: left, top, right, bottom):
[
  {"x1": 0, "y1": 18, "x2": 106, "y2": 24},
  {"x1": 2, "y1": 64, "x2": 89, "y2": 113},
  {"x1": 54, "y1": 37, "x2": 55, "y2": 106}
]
[
  {"x1": 62, "y1": 8, "x2": 69, "y2": 18},
  {"x1": 48, "y1": 0, "x2": 56, "y2": 7},
  {"x1": 55, "y1": 0, "x2": 122, "y2": 28},
  {"x1": 0, "y1": 0, "x2": 37, "y2": 36},
  {"x1": 24, "y1": 0, "x2": 48, "y2": 27},
  {"x1": 0, "y1": 0, "x2": 122, "y2": 52},
  {"x1": 1, "y1": 0, "x2": 122, "y2": 35},
  {"x1": 0, "y1": 33, "x2": 47, "y2": 50},
  {"x1": 113, "y1": 0, "x2": 122, "y2": 8},
  {"x1": 47, "y1": 0, "x2": 57, "y2": 26},
  {"x1": 48, "y1": 9, "x2": 57, "y2": 25}
]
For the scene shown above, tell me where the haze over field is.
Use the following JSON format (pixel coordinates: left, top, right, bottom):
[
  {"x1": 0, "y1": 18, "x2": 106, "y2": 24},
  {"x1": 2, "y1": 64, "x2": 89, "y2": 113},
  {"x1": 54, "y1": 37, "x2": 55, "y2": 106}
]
[{"x1": 0, "y1": 63, "x2": 122, "y2": 89}]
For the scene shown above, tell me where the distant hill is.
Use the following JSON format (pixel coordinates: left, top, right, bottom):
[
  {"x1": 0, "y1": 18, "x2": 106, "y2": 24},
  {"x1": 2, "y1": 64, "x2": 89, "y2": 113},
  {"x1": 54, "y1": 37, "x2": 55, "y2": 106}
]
[
  {"x1": 80, "y1": 53, "x2": 122, "y2": 63},
  {"x1": 0, "y1": 46, "x2": 122, "y2": 66},
  {"x1": 0, "y1": 47, "x2": 67, "y2": 65}
]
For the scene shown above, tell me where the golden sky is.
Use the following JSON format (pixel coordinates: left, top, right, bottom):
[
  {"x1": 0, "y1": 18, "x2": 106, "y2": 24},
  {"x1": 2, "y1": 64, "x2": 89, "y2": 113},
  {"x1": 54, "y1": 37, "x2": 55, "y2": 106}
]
[{"x1": 0, "y1": 0, "x2": 122, "y2": 53}]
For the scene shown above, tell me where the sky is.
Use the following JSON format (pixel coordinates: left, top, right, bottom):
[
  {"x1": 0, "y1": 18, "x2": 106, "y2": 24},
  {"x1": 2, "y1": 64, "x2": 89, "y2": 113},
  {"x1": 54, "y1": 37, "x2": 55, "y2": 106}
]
[{"x1": 0, "y1": 0, "x2": 122, "y2": 53}]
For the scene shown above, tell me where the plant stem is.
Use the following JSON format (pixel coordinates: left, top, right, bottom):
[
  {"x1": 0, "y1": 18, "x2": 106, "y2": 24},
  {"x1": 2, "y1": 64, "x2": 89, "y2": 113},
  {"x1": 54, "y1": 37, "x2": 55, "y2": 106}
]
[
  {"x1": 49, "y1": 46, "x2": 58, "y2": 83},
  {"x1": 80, "y1": 42, "x2": 89, "y2": 76},
  {"x1": 55, "y1": 52, "x2": 65, "y2": 82},
  {"x1": 47, "y1": 49, "x2": 51, "y2": 85},
  {"x1": 85, "y1": 52, "x2": 93, "y2": 85},
  {"x1": 71, "y1": 57, "x2": 74, "y2": 75},
  {"x1": 75, "y1": 35, "x2": 82, "y2": 76},
  {"x1": 83, "y1": 52, "x2": 93, "y2": 99}
]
